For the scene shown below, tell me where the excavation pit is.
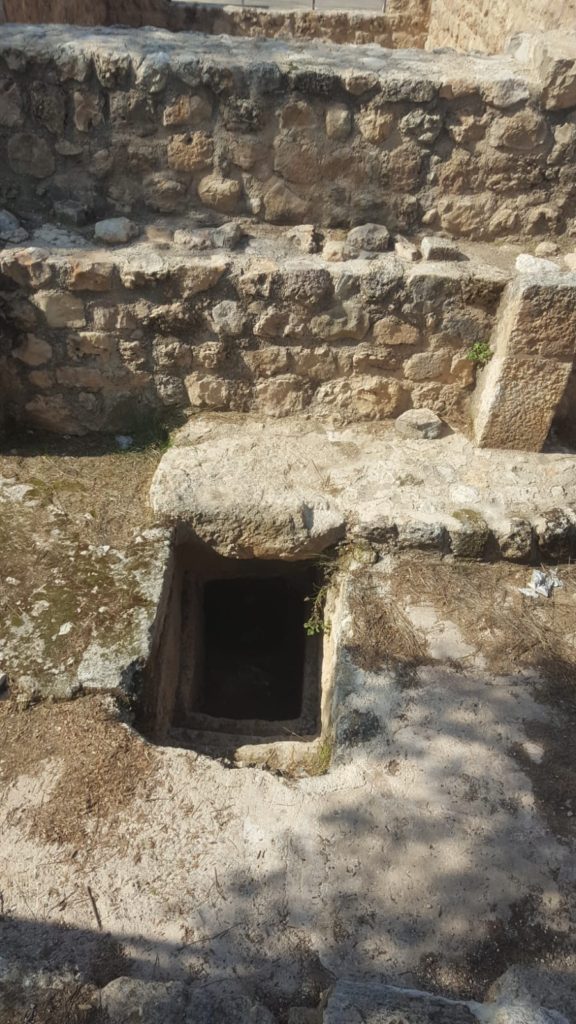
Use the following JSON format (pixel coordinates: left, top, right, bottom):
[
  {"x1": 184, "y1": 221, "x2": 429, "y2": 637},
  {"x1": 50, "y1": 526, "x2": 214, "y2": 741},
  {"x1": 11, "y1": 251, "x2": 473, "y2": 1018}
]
[
  {"x1": 200, "y1": 575, "x2": 310, "y2": 723},
  {"x1": 140, "y1": 544, "x2": 333, "y2": 762}
]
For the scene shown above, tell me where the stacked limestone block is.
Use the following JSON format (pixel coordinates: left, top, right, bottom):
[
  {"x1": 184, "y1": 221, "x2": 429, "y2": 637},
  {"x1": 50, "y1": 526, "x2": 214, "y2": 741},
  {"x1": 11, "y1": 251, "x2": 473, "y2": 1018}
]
[
  {"x1": 0, "y1": 26, "x2": 575, "y2": 242},
  {"x1": 0, "y1": 245, "x2": 506, "y2": 434}
]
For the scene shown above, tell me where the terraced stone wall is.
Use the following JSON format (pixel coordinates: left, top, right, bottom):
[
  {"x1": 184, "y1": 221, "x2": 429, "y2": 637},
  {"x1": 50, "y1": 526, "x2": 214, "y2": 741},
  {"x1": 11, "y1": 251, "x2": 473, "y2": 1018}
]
[
  {"x1": 0, "y1": 0, "x2": 430, "y2": 49},
  {"x1": 0, "y1": 26, "x2": 575, "y2": 241},
  {"x1": 0, "y1": 246, "x2": 505, "y2": 434}
]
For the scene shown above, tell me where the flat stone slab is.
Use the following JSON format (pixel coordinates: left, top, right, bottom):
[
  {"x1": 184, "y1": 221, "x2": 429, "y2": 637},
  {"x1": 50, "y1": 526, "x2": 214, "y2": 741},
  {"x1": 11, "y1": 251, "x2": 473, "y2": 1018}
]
[
  {"x1": 0, "y1": 24, "x2": 535, "y2": 99},
  {"x1": 325, "y1": 982, "x2": 479, "y2": 1024},
  {"x1": 150, "y1": 415, "x2": 576, "y2": 559}
]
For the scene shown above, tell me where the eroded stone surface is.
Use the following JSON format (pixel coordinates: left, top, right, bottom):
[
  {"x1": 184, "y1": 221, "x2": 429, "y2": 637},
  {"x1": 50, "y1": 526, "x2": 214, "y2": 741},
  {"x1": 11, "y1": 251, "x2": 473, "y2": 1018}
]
[
  {"x1": 0, "y1": 24, "x2": 570, "y2": 242},
  {"x1": 473, "y1": 272, "x2": 576, "y2": 450},
  {"x1": 150, "y1": 415, "x2": 576, "y2": 559}
]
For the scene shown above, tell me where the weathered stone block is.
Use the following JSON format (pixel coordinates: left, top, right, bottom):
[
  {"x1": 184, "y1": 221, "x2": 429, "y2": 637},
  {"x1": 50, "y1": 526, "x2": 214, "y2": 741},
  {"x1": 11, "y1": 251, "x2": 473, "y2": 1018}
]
[
  {"x1": 7, "y1": 133, "x2": 55, "y2": 178},
  {"x1": 315, "y1": 375, "x2": 405, "y2": 420},
  {"x1": 325, "y1": 104, "x2": 352, "y2": 140},
  {"x1": 372, "y1": 318, "x2": 420, "y2": 346},
  {"x1": 163, "y1": 94, "x2": 212, "y2": 127},
  {"x1": 142, "y1": 173, "x2": 184, "y2": 212},
  {"x1": 68, "y1": 261, "x2": 115, "y2": 291},
  {"x1": 73, "y1": 90, "x2": 104, "y2": 132},
  {"x1": 0, "y1": 78, "x2": 22, "y2": 127},
  {"x1": 32, "y1": 290, "x2": 86, "y2": 328},
  {"x1": 197, "y1": 174, "x2": 242, "y2": 213},
  {"x1": 167, "y1": 131, "x2": 214, "y2": 172},
  {"x1": 404, "y1": 349, "x2": 452, "y2": 381},
  {"x1": 254, "y1": 375, "x2": 312, "y2": 416},
  {"x1": 473, "y1": 273, "x2": 576, "y2": 450},
  {"x1": 186, "y1": 373, "x2": 232, "y2": 410},
  {"x1": 30, "y1": 82, "x2": 66, "y2": 135},
  {"x1": 13, "y1": 334, "x2": 52, "y2": 366}
]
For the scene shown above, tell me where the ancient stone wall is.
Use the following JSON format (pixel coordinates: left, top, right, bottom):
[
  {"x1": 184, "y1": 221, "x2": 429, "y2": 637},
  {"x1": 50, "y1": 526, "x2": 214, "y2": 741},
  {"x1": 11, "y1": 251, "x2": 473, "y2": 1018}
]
[
  {"x1": 427, "y1": 0, "x2": 576, "y2": 54},
  {"x1": 1, "y1": 0, "x2": 430, "y2": 49},
  {"x1": 0, "y1": 26, "x2": 573, "y2": 242},
  {"x1": 0, "y1": 244, "x2": 505, "y2": 434}
]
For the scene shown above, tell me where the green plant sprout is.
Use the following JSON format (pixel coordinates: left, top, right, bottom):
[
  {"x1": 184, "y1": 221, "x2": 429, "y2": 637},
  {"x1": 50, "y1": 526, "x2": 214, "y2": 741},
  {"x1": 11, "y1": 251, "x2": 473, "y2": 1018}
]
[{"x1": 466, "y1": 341, "x2": 493, "y2": 367}]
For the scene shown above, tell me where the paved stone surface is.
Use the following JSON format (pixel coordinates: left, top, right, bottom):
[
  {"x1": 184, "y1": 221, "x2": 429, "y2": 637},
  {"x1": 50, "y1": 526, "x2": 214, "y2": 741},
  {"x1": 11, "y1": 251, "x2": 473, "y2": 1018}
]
[{"x1": 150, "y1": 415, "x2": 576, "y2": 558}]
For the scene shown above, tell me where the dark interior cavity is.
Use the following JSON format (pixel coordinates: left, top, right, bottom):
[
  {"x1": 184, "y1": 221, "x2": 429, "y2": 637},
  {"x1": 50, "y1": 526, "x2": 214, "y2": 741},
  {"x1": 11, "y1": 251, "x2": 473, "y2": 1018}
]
[
  {"x1": 200, "y1": 576, "x2": 309, "y2": 722},
  {"x1": 140, "y1": 544, "x2": 324, "y2": 748}
]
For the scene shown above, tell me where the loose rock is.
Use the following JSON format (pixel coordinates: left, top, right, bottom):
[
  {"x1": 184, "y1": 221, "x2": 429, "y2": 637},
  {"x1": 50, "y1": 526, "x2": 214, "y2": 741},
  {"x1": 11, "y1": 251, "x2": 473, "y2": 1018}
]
[
  {"x1": 94, "y1": 218, "x2": 139, "y2": 245},
  {"x1": 421, "y1": 236, "x2": 467, "y2": 261},
  {"x1": 395, "y1": 407, "x2": 443, "y2": 439}
]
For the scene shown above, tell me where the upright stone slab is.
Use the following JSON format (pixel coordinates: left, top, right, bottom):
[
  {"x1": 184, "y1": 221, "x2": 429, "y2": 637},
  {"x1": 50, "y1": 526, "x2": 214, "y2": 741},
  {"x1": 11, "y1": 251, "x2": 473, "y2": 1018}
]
[{"x1": 472, "y1": 272, "x2": 576, "y2": 451}]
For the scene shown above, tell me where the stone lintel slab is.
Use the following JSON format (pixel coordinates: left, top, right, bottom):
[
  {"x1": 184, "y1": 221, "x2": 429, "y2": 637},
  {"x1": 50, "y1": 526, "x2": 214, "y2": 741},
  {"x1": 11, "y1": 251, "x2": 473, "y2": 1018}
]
[
  {"x1": 150, "y1": 414, "x2": 576, "y2": 561},
  {"x1": 472, "y1": 272, "x2": 576, "y2": 452}
]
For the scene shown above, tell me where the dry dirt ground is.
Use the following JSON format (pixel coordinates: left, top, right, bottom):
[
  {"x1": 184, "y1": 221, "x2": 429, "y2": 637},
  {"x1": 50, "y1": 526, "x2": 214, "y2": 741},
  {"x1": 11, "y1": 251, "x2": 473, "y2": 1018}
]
[{"x1": 0, "y1": 437, "x2": 575, "y2": 1020}]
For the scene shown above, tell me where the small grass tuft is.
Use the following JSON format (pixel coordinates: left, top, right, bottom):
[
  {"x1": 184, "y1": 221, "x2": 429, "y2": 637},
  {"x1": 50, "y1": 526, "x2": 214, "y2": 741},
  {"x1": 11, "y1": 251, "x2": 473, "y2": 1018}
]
[
  {"x1": 305, "y1": 736, "x2": 333, "y2": 776},
  {"x1": 466, "y1": 341, "x2": 493, "y2": 368}
]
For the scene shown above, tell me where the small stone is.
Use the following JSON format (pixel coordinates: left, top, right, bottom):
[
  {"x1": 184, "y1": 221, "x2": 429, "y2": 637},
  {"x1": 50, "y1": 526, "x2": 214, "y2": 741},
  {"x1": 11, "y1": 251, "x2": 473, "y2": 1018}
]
[
  {"x1": 53, "y1": 200, "x2": 88, "y2": 226},
  {"x1": 0, "y1": 78, "x2": 23, "y2": 127},
  {"x1": 211, "y1": 222, "x2": 244, "y2": 250},
  {"x1": 325, "y1": 104, "x2": 352, "y2": 140},
  {"x1": 344, "y1": 223, "x2": 390, "y2": 259},
  {"x1": 210, "y1": 300, "x2": 246, "y2": 337},
  {"x1": 394, "y1": 235, "x2": 421, "y2": 262},
  {"x1": 421, "y1": 236, "x2": 467, "y2": 262},
  {"x1": 12, "y1": 334, "x2": 53, "y2": 366},
  {"x1": 55, "y1": 139, "x2": 83, "y2": 156},
  {"x1": 285, "y1": 225, "x2": 319, "y2": 254},
  {"x1": 163, "y1": 94, "x2": 212, "y2": 127},
  {"x1": 497, "y1": 518, "x2": 534, "y2": 561},
  {"x1": 32, "y1": 291, "x2": 86, "y2": 328},
  {"x1": 94, "y1": 218, "x2": 139, "y2": 245},
  {"x1": 564, "y1": 253, "x2": 576, "y2": 272},
  {"x1": 0, "y1": 208, "x2": 28, "y2": 243},
  {"x1": 198, "y1": 175, "x2": 242, "y2": 214},
  {"x1": 68, "y1": 261, "x2": 114, "y2": 292},
  {"x1": 322, "y1": 240, "x2": 346, "y2": 262},
  {"x1": 73, "y1": 91, "x2": 103, "y2": 132},
  {"x1": 515, "y1": 254, "x2": 559, "y2": 274},
  {"x1": 395, "y1": 408, "x2": 443, "y2": 439},
  {"x1": 535, "y1": 241, "x2": 560, "y2": 258},
  {"x1": 450, "y1": 509, "x2": 491, "y2": 558},
  {"x1": 167, "y1": 131, "x2": 213, "y2": 173},
  {"x1": 143, "y1": 173, "x2": 186, "y2": 214}
]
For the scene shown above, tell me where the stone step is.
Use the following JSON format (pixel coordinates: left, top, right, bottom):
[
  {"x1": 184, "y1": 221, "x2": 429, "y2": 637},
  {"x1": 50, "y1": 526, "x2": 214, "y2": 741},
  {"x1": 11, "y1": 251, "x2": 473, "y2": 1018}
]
[
  {"x1": 166, "y1": 726, "x2": 323, "y2": 772},
  {"x1": 150, "y1": 413, "x2": 576, "y2": 562}
]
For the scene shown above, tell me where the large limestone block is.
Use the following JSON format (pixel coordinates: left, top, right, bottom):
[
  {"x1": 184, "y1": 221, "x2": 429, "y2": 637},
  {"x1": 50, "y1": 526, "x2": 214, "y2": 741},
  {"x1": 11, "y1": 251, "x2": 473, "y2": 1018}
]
[
  {"x1": 511, "y1": 30, "x2": 576, "y2": 110},
  {"x1": 472, "y1": 273, "x2": 576, "y2": 451}
]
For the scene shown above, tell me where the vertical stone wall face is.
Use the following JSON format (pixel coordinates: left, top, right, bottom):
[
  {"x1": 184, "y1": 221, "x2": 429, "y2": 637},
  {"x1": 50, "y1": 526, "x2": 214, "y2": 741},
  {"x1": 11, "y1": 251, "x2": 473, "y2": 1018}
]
[
  {"x1": 472, "y1": 275, "x2": 576, "y2": 450},
  {"x1": 0, "y1": 247, "x2": 504, "y2": 434},
  {"x1": 427, "y1": 0, "x2": 576, "y2": 53},
  {"x1": 1, "y1": 0, "x2": 430, "y2": 48},
  {"x1": 0, "y1": 27, "x2": 573, "y2": 242}
]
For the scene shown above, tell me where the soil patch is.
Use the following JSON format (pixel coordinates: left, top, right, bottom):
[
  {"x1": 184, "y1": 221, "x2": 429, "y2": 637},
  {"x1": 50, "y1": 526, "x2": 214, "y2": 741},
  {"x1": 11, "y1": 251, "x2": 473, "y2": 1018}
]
[{"x1": 0, "y1": 696, "x2": 158, "y2": 849}]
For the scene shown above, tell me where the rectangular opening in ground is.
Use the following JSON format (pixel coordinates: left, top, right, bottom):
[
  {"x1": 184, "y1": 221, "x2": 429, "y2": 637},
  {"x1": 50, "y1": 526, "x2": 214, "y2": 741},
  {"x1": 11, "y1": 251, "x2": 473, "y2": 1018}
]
[
  {"x1": 200, "y1": 575, "x2": 310, "y2": 721},
  {"x1": 142, "y1": 545, "x2": 326, "y2": 749}
]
